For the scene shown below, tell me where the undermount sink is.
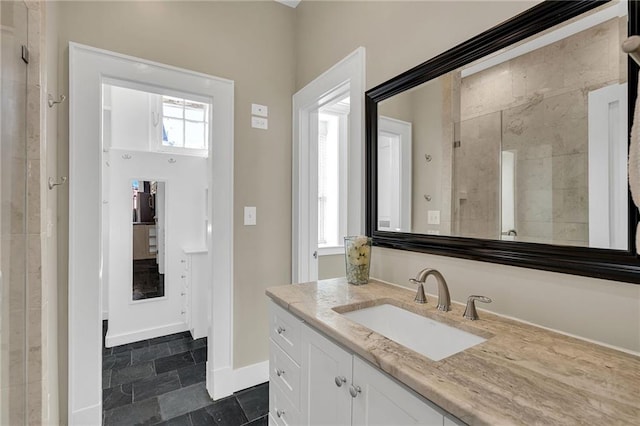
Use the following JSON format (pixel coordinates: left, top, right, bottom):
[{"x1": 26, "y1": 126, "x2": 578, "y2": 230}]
[{"x1": 341, "y1": 303, "x2": 486, "y2": 361}]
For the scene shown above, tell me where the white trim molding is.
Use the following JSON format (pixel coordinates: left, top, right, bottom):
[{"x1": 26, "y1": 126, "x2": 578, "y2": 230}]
[
  {"x1": 275, "y1": 0, "x2": 301, "y2": 8},
  {"x1": 588, "y1": 83, "x2": 628, "y2": 250},
  {"x1": 68, "y1": 42, "x2": 234, "y2": 424},
  {"x1": 105, "y1": 322, "x2": 188, "y2": 348},
  {"x1": 292, "y1": 47, "x2": 366, "y2": 283},
  {"x1": 210, "y1": 361, "x2": 269, "y2": 399}
]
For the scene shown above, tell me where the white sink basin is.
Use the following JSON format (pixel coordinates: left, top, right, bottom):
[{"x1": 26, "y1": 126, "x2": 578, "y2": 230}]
[{"x1": 341, "y1": 303, "x2": 486, "y2": 361}]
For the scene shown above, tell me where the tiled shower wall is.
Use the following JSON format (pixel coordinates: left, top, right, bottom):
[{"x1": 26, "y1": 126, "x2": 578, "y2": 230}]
[
  {"x1": 457, "y1": 17, "x2": 626, "y2": 245},
  {"x1": 0, "y1": 1, "x2": 44, "y2": 424}
]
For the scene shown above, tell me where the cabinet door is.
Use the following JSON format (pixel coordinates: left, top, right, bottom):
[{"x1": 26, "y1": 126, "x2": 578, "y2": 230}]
[
  {"x1": 301, "y1": 324, "x2": 352, "y2": 426},
  {"x1": 352, "y1": 357, "x2": 444, "y2": 426}
]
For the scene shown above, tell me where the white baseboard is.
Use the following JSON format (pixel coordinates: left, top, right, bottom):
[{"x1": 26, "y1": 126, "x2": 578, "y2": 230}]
[
  {"x1": 209, "y1": 360, "x2": 269, "y2": 400},
  {"x1": 70, "y1": 402, "x2": 101, "y2": 426},
  {"x1": 105, "y1": 322, "x2": 187, "y2": 347}
]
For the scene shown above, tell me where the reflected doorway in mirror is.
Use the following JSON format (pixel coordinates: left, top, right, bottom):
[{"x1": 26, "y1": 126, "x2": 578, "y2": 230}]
[{"x1": 131, "y1": 179, "x2": 166, "y2": 300}]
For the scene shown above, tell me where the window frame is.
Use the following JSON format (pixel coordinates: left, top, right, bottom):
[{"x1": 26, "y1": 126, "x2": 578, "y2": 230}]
[{"x1": 153, "y1": 94, "x2": 211, "y2": 157}]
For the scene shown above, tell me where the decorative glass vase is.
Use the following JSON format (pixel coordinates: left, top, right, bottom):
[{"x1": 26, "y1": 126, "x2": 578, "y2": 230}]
[{"x1": 344, "y1": 236, "x2": 372, "y2": 285}]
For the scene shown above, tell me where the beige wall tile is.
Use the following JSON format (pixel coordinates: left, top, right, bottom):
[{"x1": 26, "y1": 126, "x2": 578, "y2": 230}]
[
  {"x1": 27, "y1": 159, "x2": 40, "y2": 234},
  {"x1": 552, "y1": 187, "x2": 589, "y2": 223},
  {"x1": 552, "y1": 153, "x2": 588, "y2": 190},
  {"x1": 27, "y1": 234, "x2": 41, "y2": 276},
  {"x1": 553, "y1": 222, "x2": 589, "y2": 243},
  {"x1": 8, "y1": 384, "x2": 26, "y2": 425}
]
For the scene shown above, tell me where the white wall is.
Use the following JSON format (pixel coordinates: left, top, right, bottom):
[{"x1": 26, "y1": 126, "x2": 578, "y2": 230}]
[
  {"x1": 109, "y1": 85, "x2": 153, "y2": 152},
  {"x1": 105, "y1": 149, "x2": 207, "y2": 345}
]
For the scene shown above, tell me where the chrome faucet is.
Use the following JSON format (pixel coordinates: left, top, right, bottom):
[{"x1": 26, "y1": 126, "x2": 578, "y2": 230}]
[{"x1": 409, "y1": 268, "x2": 451, "y2": 311}]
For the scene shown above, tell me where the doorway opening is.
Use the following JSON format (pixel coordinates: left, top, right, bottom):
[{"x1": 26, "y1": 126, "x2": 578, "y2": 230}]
[
  {"x1": 292, "y1": 47, "x2": 366, "y2": 283},
  {"x1": 68, "y1": 43, "x2": 234, "y2": 424}
]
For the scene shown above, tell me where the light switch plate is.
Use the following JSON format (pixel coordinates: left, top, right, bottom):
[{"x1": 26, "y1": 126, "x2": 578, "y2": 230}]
[
  {"x1": 251, "y1": 103, "x2": 268, "y2": 117},
  {"x1": 251, "y1": 116, "x2": 268, "y2": 130},
  {"x1": 244, "y1": 206, "x2": 257, "y2": 226},
  {"x1": 427, "y1": 210, "x2": 440, "y2": 225}
]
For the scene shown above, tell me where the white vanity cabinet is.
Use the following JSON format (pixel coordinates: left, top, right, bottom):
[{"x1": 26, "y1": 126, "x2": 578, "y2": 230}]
[
  {"x1": 351, "y1": 356, "x2": 444, "y2": 425},
  {"x1": 300, "y1": 325, "x2": 353, "y2": 425},
  {"x1": 269, "y1": 302, "x2": 304, "y2": 426},
  {"x1": 269, "y1": 300, "x2": 461, "y2": 426}
]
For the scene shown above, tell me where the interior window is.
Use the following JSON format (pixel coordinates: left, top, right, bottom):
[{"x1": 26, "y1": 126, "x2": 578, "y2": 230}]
[{"x1": 161, "y1": 96, "x2": 209, "y2": 151}]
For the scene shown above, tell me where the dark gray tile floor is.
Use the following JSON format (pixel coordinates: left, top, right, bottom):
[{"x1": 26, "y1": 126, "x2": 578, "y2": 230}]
[{"x1": 103, "y1": 321, "x2": 269, "y2": 425}]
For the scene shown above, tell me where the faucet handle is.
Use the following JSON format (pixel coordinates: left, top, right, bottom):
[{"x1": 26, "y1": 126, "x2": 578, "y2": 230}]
[
  {"x1": 463, "y1": 295, "x2": 492, "y2": 320},
  {"x1": 409, "y1": 278, "x2": 427, "y2": 304}
]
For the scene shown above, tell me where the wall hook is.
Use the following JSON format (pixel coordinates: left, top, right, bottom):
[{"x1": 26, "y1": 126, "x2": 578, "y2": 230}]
[
  {"x1": 425, "y1": 154, "x2": 432, "y2": 162},
  {"x1": 48, "y1": 94, "x2": 66, "y2": 108},
  {"x1": 168, "y1": 158, "x2": 176, "y2": 164},
  {"x1": 424, "y1": 194, "x2": 432, "y2": 202},
  {"x1": 122, "y1": 154, "x2": 132, "y2": 160},
  {"x1": 48, "y1": 176, "x2": 67, "y2": 190}
]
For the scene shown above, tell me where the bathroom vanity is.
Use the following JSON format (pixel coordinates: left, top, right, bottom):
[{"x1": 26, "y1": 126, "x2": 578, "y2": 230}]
[{"x1": 266, "y1": 278, "x2": 640, "y2": 425}]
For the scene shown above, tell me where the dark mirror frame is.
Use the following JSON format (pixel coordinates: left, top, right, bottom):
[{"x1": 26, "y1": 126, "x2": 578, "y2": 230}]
[{"x1": 366, "y1": 0, "x2": 640, "y2": 284}]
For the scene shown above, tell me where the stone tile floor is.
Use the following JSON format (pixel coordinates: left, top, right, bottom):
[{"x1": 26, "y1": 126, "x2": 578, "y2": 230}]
[{"x1": 103, "y1": 321, "x2": 268, "y2": 425}]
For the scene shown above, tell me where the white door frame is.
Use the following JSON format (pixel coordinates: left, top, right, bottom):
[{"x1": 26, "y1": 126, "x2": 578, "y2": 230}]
[
  {"x1": 68, "y1": 43, "x2": 234, "y2": 424},
  {"x1": 377, "y1": 116, "x2": 412, "y2": 232},
  {"x1": 588, "y1": 83, "x2": 628, "y2": 250},
  {"x1": 292, "y1": 47, "x2": 366, "y2": 283}
]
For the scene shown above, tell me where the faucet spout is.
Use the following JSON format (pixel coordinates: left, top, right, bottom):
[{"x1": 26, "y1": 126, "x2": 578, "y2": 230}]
[{"x1": 410, "y1": 268, "x2": 451, "y2": 311}]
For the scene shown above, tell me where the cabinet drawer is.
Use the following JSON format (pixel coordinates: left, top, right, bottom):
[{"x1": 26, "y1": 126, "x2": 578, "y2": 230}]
[
  {"x1": 270, "y1": 338, "x2": 301, "y2": 408},
  {"x1": 270, "y1": 378, "x2": 301, "y2": 426},
  {"x1": 269, "y1": 301, "x2": 302, "y2": 364}
]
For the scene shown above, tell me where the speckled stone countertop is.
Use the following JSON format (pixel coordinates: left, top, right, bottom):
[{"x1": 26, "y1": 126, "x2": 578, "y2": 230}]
[{"x1": 266, "y1": 278, "x2": 640, "y2": 425}]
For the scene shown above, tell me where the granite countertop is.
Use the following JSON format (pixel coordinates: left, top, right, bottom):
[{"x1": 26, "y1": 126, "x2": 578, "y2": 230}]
[{"x1": 266, "y1": 278, "x2": 640, "y2": 425}]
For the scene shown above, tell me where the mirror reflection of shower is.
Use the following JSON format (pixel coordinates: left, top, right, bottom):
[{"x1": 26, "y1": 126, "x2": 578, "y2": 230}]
[{"x1": 132, "y1": 179, "x2": 166, "y2": 300}]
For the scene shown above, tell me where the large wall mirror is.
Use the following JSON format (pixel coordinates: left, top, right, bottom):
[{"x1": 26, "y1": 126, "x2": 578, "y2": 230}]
[{"x1": 366, "y1": 0, "x2": 640, "y2": 284}]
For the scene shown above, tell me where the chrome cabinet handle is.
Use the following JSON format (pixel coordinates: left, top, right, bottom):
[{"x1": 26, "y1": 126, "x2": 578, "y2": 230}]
[
  {"x1": 334, "y1": 376, "x2": 347, "y2": 387},
  {"x1": 349, "y1": 384, "x2": 361, "y2": 398},
  {"x1": 276, "y1": 368, "x2": 284, "y2": 377},
  {"x1": 276, "y1": 326, "x2": 285, "y2": 334},
  {"x1": 276, "y1": 409, "x2": 285, "y2": 418}
]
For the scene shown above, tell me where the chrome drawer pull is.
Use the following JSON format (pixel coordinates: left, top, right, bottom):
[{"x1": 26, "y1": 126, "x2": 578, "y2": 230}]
[
  {"x1": 334, "y1": 376, "x2": 347, "y2": 387},
  {"x1": 349, "y1": 384, "x2": 361, "y2": 398},
  {"x1": 276, "y1": 326, "x2": 286, "y2": 335}
]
